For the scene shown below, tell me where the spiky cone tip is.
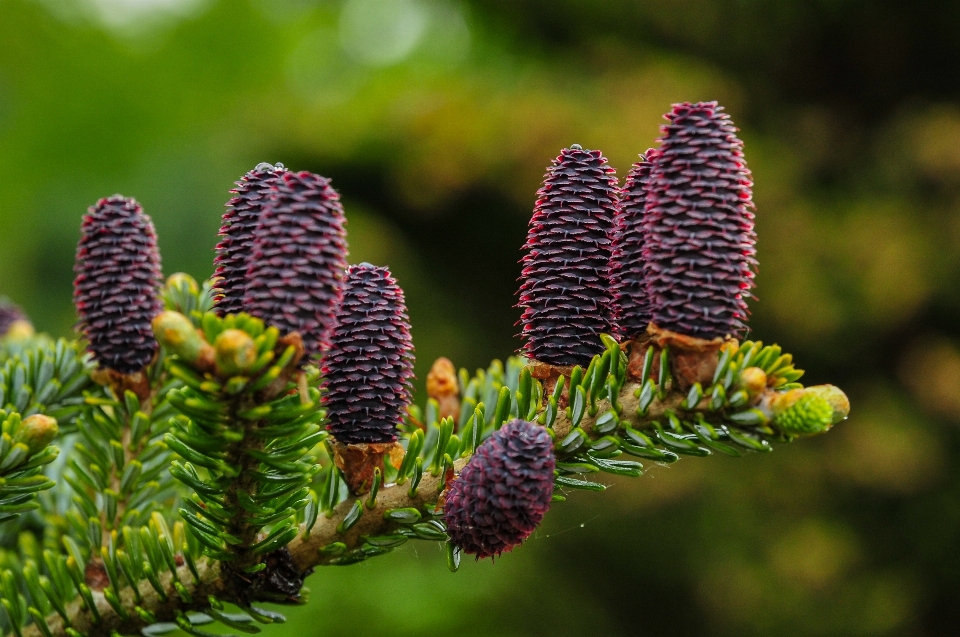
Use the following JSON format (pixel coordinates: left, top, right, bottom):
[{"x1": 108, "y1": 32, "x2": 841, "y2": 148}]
[
  {"x1": 444, "y1": 419, "x2": 555, "y2": 559},
  {"x1": 517, "y1": 144, "x2": 619, "y2": 367}
]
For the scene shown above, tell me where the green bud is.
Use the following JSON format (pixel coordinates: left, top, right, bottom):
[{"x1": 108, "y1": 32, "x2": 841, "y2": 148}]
[
  {"x1": 802, "y1": 385, "x2": 850, "y2": 424},
  {"x1": 152, "y1": 311, "x2": 211, "y2": 365},
  {"x1": 772, "y1": 390, "x2": 833, "y2": 436},
  {"x1": 214, "y1": 329, "x2": 256, "y2": 377},
  {"x1": 5, "y1": 320, "x2": 34, "y2": 340},
  {"x1": 16, "y1": 414, "x2": 59, "y2": 454},
  {"x1": 739, "y1": 366, "x2": 767, "y2": 398}
]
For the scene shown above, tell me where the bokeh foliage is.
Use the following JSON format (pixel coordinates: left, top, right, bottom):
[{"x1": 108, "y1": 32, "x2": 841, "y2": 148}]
[{"x1": 1, "y1": 0, "x2": 959, "y2": 634}]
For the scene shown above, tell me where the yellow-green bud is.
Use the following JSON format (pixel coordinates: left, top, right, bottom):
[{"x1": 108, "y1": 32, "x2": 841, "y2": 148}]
[
  {"x1": 5, "y1": 320, "x2": 35, "y2": 340},
  {"x1": 214, "y1": 329, "x2": 256, "y2": 377},
  {"x1": 16, "y1": 414, "x2": 59, "y2": 454},
  {"x1": 772, "y1": 390, "x2": 833, "y2": 436},
  {"x1": 152, "y1": 311, "x2": 209, "y2": 364},
  {"x1": 802, "y1": 385, "x2": 850, "y2": 424},
  {"x1": 739, "y1": 366, "x2": 767, "y2": 398},
  {"x1": 166, "y1": 272, "x2": 199, "y2": 294}
]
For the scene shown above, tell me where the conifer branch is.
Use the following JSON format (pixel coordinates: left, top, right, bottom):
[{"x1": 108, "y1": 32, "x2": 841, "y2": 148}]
[{"x1": 0, "y1": 100, "x2": 854, "y2": 637}]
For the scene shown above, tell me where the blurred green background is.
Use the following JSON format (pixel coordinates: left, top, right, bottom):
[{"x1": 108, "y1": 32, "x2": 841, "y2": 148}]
[{"x1": 2, "y1": 0, "x2": 960, "y2": 634}]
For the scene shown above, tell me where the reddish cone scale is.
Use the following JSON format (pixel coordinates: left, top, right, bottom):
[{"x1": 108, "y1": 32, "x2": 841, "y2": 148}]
[
  {"x1": 322, "y1": 263, "x2": 414, "y2": 444},
  {"x1": 243, "y1": 171, "x2": 349, "y2": 357},
  {"x1": 611, "y1": 149, "x2": 659, "y2": 339},
  {"x1": 444, "y1": 419, "x2": 555, "y2": 559},
  {"x1": 213, "y1": 162, "x2": 288, "y2": 316},
  {"x1": 518, "y1": 145, "x2": 619, "y2": 366},
  {"x1": 73, "y1": 196, "x2": 163, "y2": 374},
  {"x1": 643, "y1": 101, "x2": 756, "y2": 339}
]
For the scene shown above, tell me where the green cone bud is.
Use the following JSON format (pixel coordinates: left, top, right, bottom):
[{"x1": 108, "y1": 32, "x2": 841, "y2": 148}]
[
  {"x1": 772, "y1": 390, "x2": 833, "y2": 436},
  {"x1": 802, "y1": 384, "x2": 850, "y2": 424},
  {"x1": 152, "y1": 311, "x2": 210, "y2": 364},
  {"x1": 214, "y1": 329, "x2": 256, "y2": 377},
  {"x1": 16, "y1": 414, "x2": 59, "y2": 454}
]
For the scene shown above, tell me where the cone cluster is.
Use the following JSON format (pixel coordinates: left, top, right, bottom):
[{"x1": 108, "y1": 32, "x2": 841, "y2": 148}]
[
  {"x1": 73, "y1": 195, "x2": 163, "y2": 374},
  {"x1": 213, "y1": 162, "x2": 288, "y2": 316},
  {"x1": 643, "y1": 101, "x2": 756, "y2": 339},
  {"x1": 611, "y1": 149, "x2": 659, "y2": 340},
  {"x1": 322, "y1": 263, "x2": 414, "y2": 444},
  {"x1": 517, "y1": 145, "x2": 619, "y2": 366},
  {"x1": 444, "y1": 419, "x2": 555, "y2": 558},
  {"x1": 243, "y1": 171, "x2": 349, "y2": 356}
]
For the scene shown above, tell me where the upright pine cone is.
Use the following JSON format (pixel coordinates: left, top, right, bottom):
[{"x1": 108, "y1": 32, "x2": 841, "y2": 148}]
[
  {"x1": 444, "y1": 419, "x2": 555, "y2": 559},
  {"x1": 322, "y1": 263, "x2": 414, "y2": 444},
  {"x1": 73, "y1": 196, "x2": 163, "y2": 374},
  {"x1": 611, "y1": 149, "x2": 659, "y2": 340},
  {"x1": 644, "y1": 101, "x2": 756, "y2": 339},
  {"x1": 213, "y1": 162, "x2": 287, "y2": 316},
  {"x1": 517, "y1": 145, "x2": 619, "y2": 366},
  {"x1": 243, "y1": 171, "x2": 348, "y2": 356}
]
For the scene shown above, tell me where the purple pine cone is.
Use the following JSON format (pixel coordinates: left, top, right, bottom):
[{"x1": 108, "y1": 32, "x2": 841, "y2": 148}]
[
  {"x1": 644, "y1": 101, "x2": 757, "y2": 339},
  {"x1": 213, "y1": 162, "x2": 288, "y2": 316},
  {"x1": 518, "y1": 145, "x2": 619, "y2": 366},
  {"x1": 611, "y1": 149, "x2": 659, "y2": 340},
  {"x1": 444, "y1": 419, "x2": 555, "y2": 559},
  {"x1": 322, "y1": 263, "x2": 414, "y2": 444},
  {"x1": 73, "y1": 196, "x2": 163, "y2": 374},
  {"x1": 243, "y1": 171, "x2": 349, "y2": 357}
]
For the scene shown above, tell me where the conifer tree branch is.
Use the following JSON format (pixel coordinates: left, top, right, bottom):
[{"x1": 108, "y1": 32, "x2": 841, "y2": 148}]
[{"x1": 16, "y1": 347, "x2": 848, "y2": 637}]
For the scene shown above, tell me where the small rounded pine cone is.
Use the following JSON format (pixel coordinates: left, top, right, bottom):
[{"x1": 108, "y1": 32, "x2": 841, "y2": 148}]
[
  {"x1": 611, "y1": 149, "x2": 659, "y2": 340},
  {"x1": 243, "y1": 171, "x2": 348, "y2": 358},
  {"x1": 644, "y1": 101, "x2": 756, "y2": 340},
  {"x1": 213, "y1": 162, "x2": 288, "y2": 316},
  {"x1": 517, "y1": 145, "x2": 619, "y2": 366},
  {"x1": 444, "y1": 419, "x2": 555, "y2": 559},
  {"x1": 73, "y1": 195, "x2": 163, "y2": 374},
  {"x1": 322, "y1": 263, "x2": 414, "y2": 444}
]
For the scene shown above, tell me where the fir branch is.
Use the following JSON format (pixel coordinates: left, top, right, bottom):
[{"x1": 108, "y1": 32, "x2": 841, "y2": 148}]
[
  {"x1": 10, "y1": 334, "x2": 849, "y2": 637},
  {"x1": 154, "y1": 309, "x2": 322, "y2": 575},
  {"x1": 0, "y1": 412, "x2": 60, "y2": 525},
  {"x1": 0, "y1": 337, "x2": 95, "y2": 429}
]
